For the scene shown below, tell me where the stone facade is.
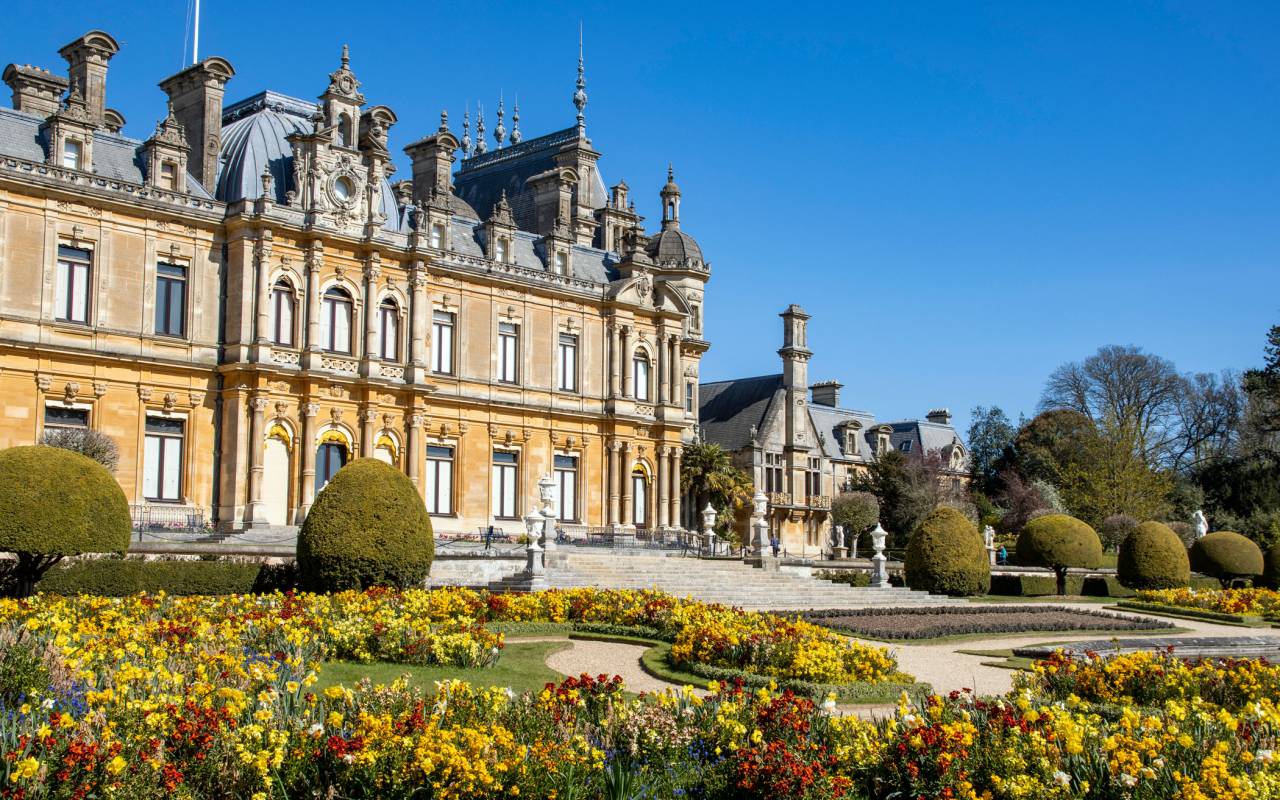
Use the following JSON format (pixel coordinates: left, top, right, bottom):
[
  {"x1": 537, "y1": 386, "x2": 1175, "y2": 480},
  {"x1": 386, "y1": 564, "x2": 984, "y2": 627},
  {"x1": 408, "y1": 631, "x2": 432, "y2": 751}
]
[
  {"x1": 0, "y1": 32, "x2": 709, "y2": 536},
  {"x1": 698, "y1": 305, "x2": 967, "y2": 555}
]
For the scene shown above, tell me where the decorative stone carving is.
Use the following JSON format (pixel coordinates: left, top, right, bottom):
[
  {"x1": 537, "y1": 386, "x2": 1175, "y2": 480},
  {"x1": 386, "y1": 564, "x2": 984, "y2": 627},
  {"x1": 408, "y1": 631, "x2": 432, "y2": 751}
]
[
  {"x1": 63, "y1": 382, "x2": 80, "y2": 403},
  {"x1": 163, "y1": 392, "x2": 178, "y2": 411},
  {"x1": 35, "y1": 374, "x2": 52, "y2": 392},
  {"x1": 137, "y1": 385, "x2": 153, "y2": 401}
]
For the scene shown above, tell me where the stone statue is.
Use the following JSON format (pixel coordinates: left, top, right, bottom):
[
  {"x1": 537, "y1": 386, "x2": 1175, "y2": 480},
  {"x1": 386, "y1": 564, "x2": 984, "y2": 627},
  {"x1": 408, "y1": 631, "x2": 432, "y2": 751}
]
[
  {"x1": 1192, "y1": 510, "x2": 1209, "y2": 540},
  {"x1": 983, "y1": 525, "x2": 996, "y2": 550}
]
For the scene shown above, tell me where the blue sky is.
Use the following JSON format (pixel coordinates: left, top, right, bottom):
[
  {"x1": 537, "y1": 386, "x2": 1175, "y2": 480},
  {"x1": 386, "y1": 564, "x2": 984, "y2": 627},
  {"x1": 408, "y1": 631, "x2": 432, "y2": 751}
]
[{"x1": 3, "y1": 1, "x2": 1277, "y2": 433}]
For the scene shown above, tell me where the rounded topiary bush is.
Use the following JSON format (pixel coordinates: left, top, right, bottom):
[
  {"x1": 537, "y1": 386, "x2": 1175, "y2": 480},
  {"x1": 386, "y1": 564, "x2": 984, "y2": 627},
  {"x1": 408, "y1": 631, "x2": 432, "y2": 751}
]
[
  {"x1": 297, "y1": 458, "x2": 433, "y2": 591},
  {"x1": 1265, "y1": 542, "x2": 1280, "y2": 589},
  {"x1": 0, "y1": 445, "x2": 130, "y2": 597},
  {"x1": 1189, "y1": 531, "x2": 1265, "y2": 588},
  {"x1": 1117, "y1": 521, "x2": 1190, "y2": 590},
  {"x1": 904, "y1": 506, "x2": 990, "y2": 597},
  {"x1": 1017, "y1": 514, "x2": 1104, "y2": 595}
]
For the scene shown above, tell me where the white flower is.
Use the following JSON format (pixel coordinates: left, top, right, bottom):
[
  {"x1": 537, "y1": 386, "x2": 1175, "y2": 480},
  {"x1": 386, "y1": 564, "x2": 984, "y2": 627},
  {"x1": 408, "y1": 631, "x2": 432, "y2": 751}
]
[
  {"x1": 1120, "y1": 773, "x2": 1138, "y2": 788},
  {"x1": 821, "y1": 697, "x2": 837, "y2": 713},
  {"x1": 1259, "y1": 750, "x2": 1275, "y2": 762},
  {"x1": 307, "y1": 723, "x2": 324, "y2": 736},
  {"x1": 40, "y1": 699, "x2": 55, "y2": 710},
  {"x1": 1053, "y1": 771, "x2": 1070, "y2": 787},
  {"x1": 1152, "y1": 757, "x2": 1165, "y2": 768},
  {"x1": 343, "y1": 754, "x2": 355, "y2": 764}
]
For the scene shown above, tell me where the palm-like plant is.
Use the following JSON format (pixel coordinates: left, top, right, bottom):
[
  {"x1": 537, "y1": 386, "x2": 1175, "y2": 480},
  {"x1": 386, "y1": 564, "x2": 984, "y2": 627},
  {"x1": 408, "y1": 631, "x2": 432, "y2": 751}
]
[{"x1": 681, "y1": 442, "x2": 753, "y2": 536}]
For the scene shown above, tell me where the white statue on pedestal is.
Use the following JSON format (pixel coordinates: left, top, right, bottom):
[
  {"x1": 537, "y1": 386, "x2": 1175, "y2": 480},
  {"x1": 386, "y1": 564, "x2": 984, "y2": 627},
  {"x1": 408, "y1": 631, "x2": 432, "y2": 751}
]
[{"x1": 1192, "y1": 510, "x2": 1209, "y2": 540}]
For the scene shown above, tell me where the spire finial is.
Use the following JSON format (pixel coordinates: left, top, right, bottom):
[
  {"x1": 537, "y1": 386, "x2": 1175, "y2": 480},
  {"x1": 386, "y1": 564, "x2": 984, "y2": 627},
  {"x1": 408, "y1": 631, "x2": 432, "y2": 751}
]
[
  {"x1": 573, "y1": 22, "x2": 588, "y2": 135},
  {"x1": 511, "y1": 94, "x2": 522, "y2": 145},
  {"x1": 668, "y1": 163, "x2": 674, "y2": 182},
  {"x1": 461, "y1": 103, "x2": 472, "y2": 158},
  {"x1": 341, "y1": 44, "x2": 350, "y2": 68},
  {"x1": 475, "y1": 104, "x2": 488, "y2": 155},
  {"x1": 495, "y1": 92, "x2": 506, "y2": 149},
  {"x1": 440, "y1": 109, "x2": 449, "y2": 132}
]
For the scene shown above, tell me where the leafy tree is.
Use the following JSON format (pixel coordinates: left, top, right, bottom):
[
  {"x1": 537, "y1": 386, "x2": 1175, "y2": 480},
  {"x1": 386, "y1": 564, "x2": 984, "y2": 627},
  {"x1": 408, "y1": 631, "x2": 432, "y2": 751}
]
[
  {"x1": 1057, "y1": 418, "x2": 1172, "y2": 528},
  {"x1": 995, "y1": 470, "x2": 1056, "y2": 534},
  {"x1": 1100, "y1": 514, "x2": 1139, "y2": 552},
  {"x1": 852, "y1": 450, "x2": 935, "y2": 546},
  {"x1": 830, "y1": 491, "x2": 879, "y2": 552},
  {"x1": 1005, "y1": 409, "x2": 1094, "y2": 486},
  {"x1": 1243, "y1": 324, "x2": 1280, "y2": 441},
  {"x1": 41, "y1": 428, "x2": 119, "y2": 472},
  {"x1": 966, "y1": 405, "x2": 1016, "y2": 494},
  {"x1": 680, "y1": 442, "x2": 752, "y2": 537}
]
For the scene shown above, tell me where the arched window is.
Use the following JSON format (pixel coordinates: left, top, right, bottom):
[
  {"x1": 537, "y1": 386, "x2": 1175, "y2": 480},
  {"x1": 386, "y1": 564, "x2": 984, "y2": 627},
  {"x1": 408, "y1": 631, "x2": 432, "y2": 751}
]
[
  {"x1": 632, "y1": 466, "x2": 648, "y2": 527},
  {"x1": 270, "y1": 278, "x2": 296, "y2": 346},
  {"x1": 336, "y1": 113, "x2": 351, "y2": 147},
  {"x1": 378, "y1": 297, "x2": 399, "y2": 361},
  {"x1": 320, "y1": 286, "x2": 353, "y2": 354},
  {"x1": 633, "y1": 351, "x2": 651, "y2": 401}
]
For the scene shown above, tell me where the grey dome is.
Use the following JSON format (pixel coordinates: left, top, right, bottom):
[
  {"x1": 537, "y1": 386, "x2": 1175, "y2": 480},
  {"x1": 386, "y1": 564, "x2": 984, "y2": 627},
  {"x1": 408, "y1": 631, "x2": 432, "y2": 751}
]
[{"x1": 646, "y1": 227, "x2": 703, "y2": 265}]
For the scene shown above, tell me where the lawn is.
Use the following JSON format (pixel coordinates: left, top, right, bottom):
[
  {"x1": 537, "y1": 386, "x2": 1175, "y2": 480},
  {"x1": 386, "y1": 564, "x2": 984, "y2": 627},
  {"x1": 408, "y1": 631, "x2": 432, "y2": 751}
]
[{"x1": 315, "y1": 640, "x2": 573, "y2": 694}]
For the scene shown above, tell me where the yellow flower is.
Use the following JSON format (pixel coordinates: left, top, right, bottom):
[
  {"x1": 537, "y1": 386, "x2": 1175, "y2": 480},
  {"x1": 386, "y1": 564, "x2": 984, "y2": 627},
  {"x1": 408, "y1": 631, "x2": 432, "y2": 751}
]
[
  {"x1": 10, "y1": 757, "x2": 39, "y2": 783},
  {"x1": 107, "y1": 756, "x2": 127, "y2": 775}
]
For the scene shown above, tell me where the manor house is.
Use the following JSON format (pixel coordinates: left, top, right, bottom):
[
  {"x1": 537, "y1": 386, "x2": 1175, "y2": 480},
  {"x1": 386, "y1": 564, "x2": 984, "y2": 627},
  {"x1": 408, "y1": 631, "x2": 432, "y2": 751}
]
[{"x1": 0, "y1": 31, "x2": 708, "y2": 535}]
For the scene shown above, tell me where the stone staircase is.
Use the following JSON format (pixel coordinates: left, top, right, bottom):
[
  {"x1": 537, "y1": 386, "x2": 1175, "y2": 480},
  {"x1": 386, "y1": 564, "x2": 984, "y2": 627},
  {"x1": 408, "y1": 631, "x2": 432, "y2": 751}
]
[{"x1": 489, "y1": 551, "x2": 962, "y2": 611}]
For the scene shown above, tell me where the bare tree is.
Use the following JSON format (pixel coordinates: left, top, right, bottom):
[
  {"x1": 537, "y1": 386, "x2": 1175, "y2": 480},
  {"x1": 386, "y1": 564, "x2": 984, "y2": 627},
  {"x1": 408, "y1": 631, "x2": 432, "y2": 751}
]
[
  {"x1": 1169, "y1": 371, "x2": 1244, "y2": 471},
  {"x1": 41, "y1": 428, "x2": 119, "y2": 472}
]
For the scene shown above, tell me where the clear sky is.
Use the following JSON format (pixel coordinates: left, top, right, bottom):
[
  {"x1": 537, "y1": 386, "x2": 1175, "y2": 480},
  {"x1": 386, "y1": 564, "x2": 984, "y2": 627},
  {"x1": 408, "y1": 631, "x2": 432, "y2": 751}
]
[{"x1": 3, "y1": 1, "x2": 1277, "y2": 433}]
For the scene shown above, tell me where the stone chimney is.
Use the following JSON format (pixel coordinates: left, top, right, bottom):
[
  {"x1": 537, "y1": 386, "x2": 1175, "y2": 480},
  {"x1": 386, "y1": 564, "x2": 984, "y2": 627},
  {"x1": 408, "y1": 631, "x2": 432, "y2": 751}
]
[
  {"x1": 810, "y1": 380, "x2": 843, "y2": 408},
  {"x1": 926, "y1": 408, "x2": 953, "y2": 426},
  {"x1": 2, "y1": 65, "x2": 68, "y2": 117},
  {"x1": 57, "y1": 30, "x2": 119, "y2": 126},
  {"x1": 402, "y1": 112, "x2": 458, "y2": 205},
  {"x1": 779, "y1": 304, "x2": 813, "y2": 450},
  {"x1": 159, "y1": 56, "x2": 235, "y2": 194}
]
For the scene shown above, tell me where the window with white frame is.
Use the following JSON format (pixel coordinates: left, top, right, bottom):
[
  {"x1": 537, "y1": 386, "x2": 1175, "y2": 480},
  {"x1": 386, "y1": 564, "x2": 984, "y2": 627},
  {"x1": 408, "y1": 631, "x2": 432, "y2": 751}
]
[
  {"x1": 554, "y1": 251, "x2": 568, "y2": 276},
  {"x1": 491, "y1": 450, "x2": 518, "y2": 519},
  {"x1": 143, "y1": 416, "x2": 184, "y2": 502},
  {"x1": 378, "y1": 298, "x2": 400, "y2": 361},
  {"x1": 154, "y1": 263, "x2": 187, "y2": 338},
  {"x1": 271, "y1": 279, "x2": 295, "y2": 346},
  {"x1": 429, "y1": 223, "x2": 446, "y2": 249},
  {"x1": 685, "y1": 382, "x2": 694, "y2": 413},
  {"x1": 54, "y1": 245, "x2": 91, "y2": 324},
  {"x1": 319, "y1": 287, "x2": 354, "y2": 353},
  {"x1": 62, "y1": 139, "x2": 82, "y2": 170},
  {"x1": 425, "y1": 445, "x2": 454, "y2": 515},
  {"x1": 159, "y1": 161, "x2": 177, "y2": 190},
  {"x1": 494, "y1": 238, "x2": 508, "y2": 263},
  {"x1": 432, "y1": 310, "x2": 455, "y2": 374},
  {"x1": 633, "y1": 352, "x2": 651, "y2": 401},
  {"x1": 44, "y1": 405, "x2": 89, "y2": 432},
  {"x1": 498, "y1": 322, "x2": 519, "y2": 383},
  {"x1": 554, "y1": 454, "x2": 578, "y2": 522},
  {"x1": 558, "y1": 332, "x2": 578, "y2": 392},
  {"x1": 632, "y1": 467, "x2": 648, "y2": 526}
]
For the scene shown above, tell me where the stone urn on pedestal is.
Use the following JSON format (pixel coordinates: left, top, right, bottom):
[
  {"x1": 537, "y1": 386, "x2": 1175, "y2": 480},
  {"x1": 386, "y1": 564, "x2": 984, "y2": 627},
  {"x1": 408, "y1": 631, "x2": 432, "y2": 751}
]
[
  {"x1": 538, "y1": 473, "x2": 558, "y2": 552},
  {"x1": 521, "y1": 510, "x2": 547, "y2": 589},
  {"x1": 869, "y1": 523, "x2": 889, "y2": 587},
  {"x1": 701, "y1": 503, "x2": 718, "y2": 556}
]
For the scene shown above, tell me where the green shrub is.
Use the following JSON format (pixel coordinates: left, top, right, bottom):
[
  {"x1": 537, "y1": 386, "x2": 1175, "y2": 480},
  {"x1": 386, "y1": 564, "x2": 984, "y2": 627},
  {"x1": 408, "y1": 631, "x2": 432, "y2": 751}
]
[
  {"x1": 815, "y1": 569, "x2": 871, "y2": 587},
  {"x1": 1016, "y1": 514, "x2": 1103, "y2": 594},
  {"x1": 1266, "y1": 541, "x2": 1280, "y2": 589},
  {"x1": 830, "y1": 492, "x2": 879, "y2": 552},
  {"x1": 903, "y1": 507, "x2": 990, "y2": 597},
  {"x1": 1100, "y1": 514, "x2": 1139, "y2": 552},
  {"x1": 1189, "y1": 531, "x2": 1265, "y2": 587},
  {"x1": 0, "y1": 445, "x2": 131, "y2": 597},
  {"x1": 37, "y1": 558, "x2": 267, "y2": 596},
  {"x1": 297, "y1": 458, "x2": 433, "y2": 591},
  {"x1": 0, "y1": 633, "x2": 48, "y2": 707},
  {"x1": 1117, "y1": 521, "x2": 1190, "y2": 590}
]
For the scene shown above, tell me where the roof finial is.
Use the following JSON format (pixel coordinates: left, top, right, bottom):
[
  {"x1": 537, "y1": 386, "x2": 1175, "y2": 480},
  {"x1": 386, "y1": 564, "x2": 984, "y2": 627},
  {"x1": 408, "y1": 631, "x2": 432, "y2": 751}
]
[
  {"x1": 475, "y1": 104, "x2": 488, "y2": 155},
  {"x1": 510, "y1": 94, "x2": 522, "y2": 145},
  {"x1": 668, "y1": 163, "x2": 674, "y2": 183},
  {"x1": 341, "y1": 44, "x2": 350, "y2": 68},
  {"x1": 494, "y1": 92, "x2": 506, "y2": 149},
  {"x1": 573, "y1": 22, "x2": 588, "y2": 135},
  {"x1": 439, "y1": 109, "x2": 449, "y2": 132},
  {"x1": 461, "y1": 104, "x2": 472, "y2": 158}
]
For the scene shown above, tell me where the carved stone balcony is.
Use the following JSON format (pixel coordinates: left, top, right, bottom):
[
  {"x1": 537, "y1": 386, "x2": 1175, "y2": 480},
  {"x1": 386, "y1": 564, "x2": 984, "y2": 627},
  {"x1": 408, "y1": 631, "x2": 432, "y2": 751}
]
[
  {"x1": 319, "y1": 354, "x2": 358, "y2": 374},
  {"x1": 808, "y1": 495, "x2": 832, "y2": 510}
]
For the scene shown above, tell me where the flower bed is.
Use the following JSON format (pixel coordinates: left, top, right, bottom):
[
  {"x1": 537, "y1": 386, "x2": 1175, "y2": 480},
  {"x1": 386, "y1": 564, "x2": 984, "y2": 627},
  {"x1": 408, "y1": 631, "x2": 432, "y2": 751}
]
[
  {"x1": 1135, "y1": 587, "x2": 1280, "y2": 619},
  {"x1": 801, "y1": 605, "x2": 1175, "y2": 640}
]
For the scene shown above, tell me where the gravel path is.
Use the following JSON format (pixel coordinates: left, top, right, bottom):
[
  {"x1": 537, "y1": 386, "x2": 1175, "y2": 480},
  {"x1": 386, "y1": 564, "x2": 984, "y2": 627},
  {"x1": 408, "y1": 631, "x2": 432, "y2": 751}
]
[{"x1": 544, "y1": 639, "x2": 691, "y2": 695}]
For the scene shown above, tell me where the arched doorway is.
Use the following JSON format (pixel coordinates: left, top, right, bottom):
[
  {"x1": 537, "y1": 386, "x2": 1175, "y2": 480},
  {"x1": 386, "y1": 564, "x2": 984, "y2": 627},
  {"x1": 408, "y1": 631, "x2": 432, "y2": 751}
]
[
  {"x1": 631, "y1": 466, "x2": 648, "y2": 528},
  {"x1": 262, "y1": 428, "x2": 292, "y2": 526},
  {"x1": 316, "y1": 439, "x2": 347, "y2": 494}
]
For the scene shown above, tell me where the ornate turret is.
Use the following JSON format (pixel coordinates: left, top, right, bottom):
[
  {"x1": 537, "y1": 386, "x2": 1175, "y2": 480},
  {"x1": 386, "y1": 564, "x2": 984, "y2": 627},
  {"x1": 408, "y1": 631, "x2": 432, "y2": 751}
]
[{"x1": 646, "y1": 166, "x2": 704, "y2": 269}]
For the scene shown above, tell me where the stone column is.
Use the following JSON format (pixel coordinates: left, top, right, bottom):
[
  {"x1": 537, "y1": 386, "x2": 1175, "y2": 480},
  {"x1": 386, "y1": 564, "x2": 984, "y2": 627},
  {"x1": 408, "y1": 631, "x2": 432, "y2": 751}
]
[
  {"x1": 360, "y1": 406, "x2": 376, "y2": 458},
  {"x1": 657, "y1": 446, "x2": 670, "y2": 528},
  {"x1": 672, "y1": 337, "x2": 683, "y2": 406},
  {"x1": 670, "y1": 447, "x2": 683, "y2": 530},
  {"x1": 608, "y1": 323, "x2": 621, "y2": 398},
  {"x1": 406, "y1": 412, "x2": 423, "y2": 489},
  {"x1": 619, "y1": 441, "x2": 632, "y2": 526},
  {"x1": 362, "y1": 259, "x2": 381, "y2": 368},
  {"x1": 253, "y1": 232, "x2": 272, "y2": 344},
  {"x1": 657, "y1": 333, "x2": 668, "y2": 405},
  {"x1": 244, "y1": 393, "x2": 269, "y2": 527},
  {"x1": 607, "y1": 439, "x2": 620, "y2": 525},
  {"x1": 620, "y1": 326, "x2": 632, "y2": 398},
  {"x1": 305, "y1": 250, "x2": 322, "y2": 351},
  {"x1": 408, "y1": 265, "x2": 428, "y2": 376},
  {"x1": 296, "y1": 401, "x2": 319, "y2": 522}
]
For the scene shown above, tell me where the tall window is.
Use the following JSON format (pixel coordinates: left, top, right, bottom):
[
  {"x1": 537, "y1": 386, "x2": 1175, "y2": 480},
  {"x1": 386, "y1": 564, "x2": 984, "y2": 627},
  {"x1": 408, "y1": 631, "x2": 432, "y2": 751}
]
[
  {"x1": 271, "y1": 279, "x2": 295, "y2": 346},
  {"x1": 319, "y1": 287, "x2": 353, "y2": 353},
  {"x1": 54, "y1": 245, "x2": 91, "y2": 324},
  {"x1": 159, "y1": 161, "x2": 177, "y2": 190},
  {"x1": 44, "y1": 405, "x2": 89, "y2": 432},
  {"x1": 316, "y1": 442, "x2": 347, "y2": 493},
  {"x1": 491, "y1": 450, "x2": 518, "y2": 519},
  {"x1": 805, "y1": 457, "x2": 822, "y2": 499},
  {"x1": 554, "y1": 251, "x2": 568, "y2": 276},
  {"x1": 336, "y1": 113, "x2": 351, "y2": 147},
  {"x1": 632, "y1": 467, "x2": 648, "y2": 527},
  {"x1": 429, "y1": 223, "x2": 446, "y2": 249},
  {"x1": 62, "y1": 139, "x2": 81, "y2": 169},
  {"x1": 425, "y1": 445, "x2": 454, "y2": 515},
  {"x1": 558, "y1": 333, "x2": 578, "y2": 392},
  {"x1": 432, "y1": 311, "x2": 454, "y2": 374},
  {"x1": 554, "y1": 455, "x2": 578, "y2": 522},
  {"x1": 689, "y1": 304, "x2": 701, "y2": 333},
  {"x1": 378, "y1": 298, "x2": 399, "y2": 361},
  {"x1": 633, "y1": 353, "x2": 651, "y2": 401},
  {"x1": 765, "y1": 452, "x2": 784, "y2": 494},
  {"x1": 143, "y1": 416, "x2": 184, "y2": 502},
  {"x1": 154, "y1": 263, "x2": 187, "y2": 337},
  {"x1": 685, "y1": 382, "x2": 694, "y2": 413},
  {"x1": 498, "y1": 322, "x2": 519, "y2": 383},
  {"x1": 494, "y1": 238, "x2": 508, "y2": 263}
]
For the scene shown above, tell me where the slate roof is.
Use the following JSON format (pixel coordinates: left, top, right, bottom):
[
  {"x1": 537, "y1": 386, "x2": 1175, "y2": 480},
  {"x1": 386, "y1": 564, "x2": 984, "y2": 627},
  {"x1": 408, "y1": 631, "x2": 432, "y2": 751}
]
[
  {"x1": 698, "y1": 374, "x2": 783, "y2": 451},
  {"x1": 446, "y1": 216, "x2": 618, "y2": 282},
  {"x1": 0, "y1": 106, "x2": 212, "y2": 198},
  {"x1": 647, "y1": 227, "x2": 703, "y2": 265},
  {"x1": 808, "y1": 404, "x2": 877, "y2": 462},
  {"x1": 454, "y1": 126, "x2": 608, "y2": 233},
  {"x1": 886, "y1": 420, "x2": 968, "y2": 467}
]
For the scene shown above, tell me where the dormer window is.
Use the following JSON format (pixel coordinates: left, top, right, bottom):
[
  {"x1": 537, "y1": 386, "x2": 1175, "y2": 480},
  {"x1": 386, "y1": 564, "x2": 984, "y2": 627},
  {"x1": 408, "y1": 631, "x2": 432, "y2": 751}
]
[
  {"x1": 62, "y1": 139, "x2": 82, "y2": 170},
  {"x1": 429, "y1": 223, "x2": 445, "y2": 250},
  {"x1": 877, "y1": 433, "x2": 890, "y2": 455},
  {"x1": 159, "y1": 161, "x2": 177, "y2": 191},
  {"x1": 899, "y1": 441, "x2": 912, "y2": 453},
  {"x1": 554, "y1": 251, "x2": 568, "y2": 276},
  {"x1": 494, "y1": 238, "x2": 508, "y2": 263}
]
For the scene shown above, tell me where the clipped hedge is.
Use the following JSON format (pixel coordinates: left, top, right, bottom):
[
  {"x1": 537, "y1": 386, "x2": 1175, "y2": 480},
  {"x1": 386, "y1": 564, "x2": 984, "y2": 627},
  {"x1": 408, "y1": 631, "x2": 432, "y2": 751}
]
[
  {"x1": 799, "y1": 605, "x2": 1173, "y2": 640},
  {"x1": 38, "y1": 559, "x2": 262, "y2": 596},
  {"x1": 297, "y1": 459, "x2": 433, "y2": 591},
  {"x1": 815, "y1": 569, "x2": 872, "y2": 588},
  {"x1": 1117, "y1": 521, "x2": 1190, "y2": 590},
  {"x1": 1017, "y1": 514, "x2": 1103, "y2": 594},
  {"x1": 0, "y1": 445, "x2": 131, "y2": 596},
  {"x1": 1189, "y1": 532, "x2": 1265, "y2": 587},
  {"x1": 903, "y1": 507, "x2": 990, "y2": 597}
]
